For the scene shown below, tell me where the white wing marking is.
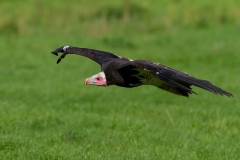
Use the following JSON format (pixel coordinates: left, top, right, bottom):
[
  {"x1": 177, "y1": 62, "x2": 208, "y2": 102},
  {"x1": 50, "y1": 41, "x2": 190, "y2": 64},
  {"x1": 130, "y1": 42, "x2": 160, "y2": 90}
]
[{"x1": 63, "y1": 46, "x2": 70, "y2": 51}]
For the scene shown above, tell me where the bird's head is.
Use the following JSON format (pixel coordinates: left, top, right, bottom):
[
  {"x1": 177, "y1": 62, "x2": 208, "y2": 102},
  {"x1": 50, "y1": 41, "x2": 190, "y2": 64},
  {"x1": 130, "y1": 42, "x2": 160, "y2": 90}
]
[{"x1": 84, "y1": 71, "x2": 107, "y2": 86}]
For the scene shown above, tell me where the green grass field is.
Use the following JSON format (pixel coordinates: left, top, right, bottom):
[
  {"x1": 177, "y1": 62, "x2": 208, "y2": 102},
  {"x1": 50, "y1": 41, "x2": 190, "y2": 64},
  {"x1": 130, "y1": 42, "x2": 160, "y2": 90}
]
[{"x1": 0, "y1": 0, "x2": 240, "y2": 159}]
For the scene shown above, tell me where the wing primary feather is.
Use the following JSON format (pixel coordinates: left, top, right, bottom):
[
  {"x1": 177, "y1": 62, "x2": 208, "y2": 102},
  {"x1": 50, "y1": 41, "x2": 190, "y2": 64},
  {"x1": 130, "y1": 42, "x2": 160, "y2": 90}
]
[
  {"x1": 155, "y1": 66, "x2": 233, "y2": 97},
  {"x1": 51, "y1": 46, "x2": 65, "y2": 56},
  {"x1": 156, "y1": 74, "x2": 196, "y2": 94},
  {"x1": 173, "y1": 75, "x2": 233, "y2": 97}
]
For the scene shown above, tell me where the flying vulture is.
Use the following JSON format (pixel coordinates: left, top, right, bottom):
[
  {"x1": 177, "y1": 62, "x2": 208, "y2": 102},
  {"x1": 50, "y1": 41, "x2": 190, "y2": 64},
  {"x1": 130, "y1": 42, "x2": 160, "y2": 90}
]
[{"x1": 51, "y1": 46, "x2": 233, "y2": 97}]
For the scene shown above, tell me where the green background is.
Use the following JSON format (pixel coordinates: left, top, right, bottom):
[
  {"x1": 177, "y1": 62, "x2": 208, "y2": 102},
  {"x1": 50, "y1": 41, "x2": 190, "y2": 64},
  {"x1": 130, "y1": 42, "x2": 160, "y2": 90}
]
[{"x1": 0, "y1": 0, "x2": 239, "y2": 159}]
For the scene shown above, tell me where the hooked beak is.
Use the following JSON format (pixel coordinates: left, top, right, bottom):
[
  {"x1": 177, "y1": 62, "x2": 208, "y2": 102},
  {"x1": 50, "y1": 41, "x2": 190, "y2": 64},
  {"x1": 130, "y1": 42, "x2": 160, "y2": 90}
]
[{"x1": 84, "y1": 77, "x2": 93, "y2": 85}]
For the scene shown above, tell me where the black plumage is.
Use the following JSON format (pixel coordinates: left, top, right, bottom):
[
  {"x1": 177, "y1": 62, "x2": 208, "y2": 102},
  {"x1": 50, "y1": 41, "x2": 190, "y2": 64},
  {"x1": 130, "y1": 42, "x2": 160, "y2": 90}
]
[{"x1": 51, "y1": 46, "x2": 233, "y2": 97}]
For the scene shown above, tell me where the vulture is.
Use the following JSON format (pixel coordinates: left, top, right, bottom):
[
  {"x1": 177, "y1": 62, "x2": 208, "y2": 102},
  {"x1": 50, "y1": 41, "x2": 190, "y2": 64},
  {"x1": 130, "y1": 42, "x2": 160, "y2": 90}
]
[{"x1": 51, "y1": 46, "x2": 233, "y2": 97}]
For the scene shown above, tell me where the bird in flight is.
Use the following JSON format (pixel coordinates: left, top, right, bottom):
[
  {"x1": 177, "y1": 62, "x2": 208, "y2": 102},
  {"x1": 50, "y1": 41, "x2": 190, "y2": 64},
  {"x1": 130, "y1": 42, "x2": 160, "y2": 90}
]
[{"x1": 51, "y1": 46, "x2": 233, "y2": 97}]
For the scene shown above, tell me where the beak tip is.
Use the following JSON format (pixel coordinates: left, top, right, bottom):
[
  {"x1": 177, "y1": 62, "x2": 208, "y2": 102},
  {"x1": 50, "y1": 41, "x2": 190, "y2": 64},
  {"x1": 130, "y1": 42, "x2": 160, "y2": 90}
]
[{"x1": 84, "y1": 78, "x2": 90, "y2": 85}]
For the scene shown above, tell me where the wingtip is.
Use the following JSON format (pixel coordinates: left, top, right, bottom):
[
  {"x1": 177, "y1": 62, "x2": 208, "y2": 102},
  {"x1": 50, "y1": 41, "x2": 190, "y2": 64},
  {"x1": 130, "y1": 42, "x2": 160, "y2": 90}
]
[
  {"x1": 225, "y1": 93, "x2": 234, "y2": 98},
  {"x1": 51, "y1": 51, "x2": 58, "y2": 56},
  {"x1": 57, "y1": 58, "x2": 61, "y2": 64},
  {"x1": 215, "y1": 88, "x2": 234, "y2": 97},
  {"x1": 51, "y1": 46, "x2": 65, "y2": 56},
  {"x1": 214, "y1": 90, "x2": 233, "y2": 97}
]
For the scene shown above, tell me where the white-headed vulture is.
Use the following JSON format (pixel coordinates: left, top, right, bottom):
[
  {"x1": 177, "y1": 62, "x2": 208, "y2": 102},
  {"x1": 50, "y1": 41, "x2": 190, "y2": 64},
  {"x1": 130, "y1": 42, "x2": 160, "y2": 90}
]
[{"x1": 51, "y1": 46, "x2": 233, "y2": 97}]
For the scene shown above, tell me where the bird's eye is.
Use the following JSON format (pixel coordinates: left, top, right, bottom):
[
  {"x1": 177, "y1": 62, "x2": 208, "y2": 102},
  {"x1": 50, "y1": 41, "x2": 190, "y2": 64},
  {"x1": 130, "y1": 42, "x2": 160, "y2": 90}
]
[{"x1": 96, "y1": 77, "x2": 100, "y2": 81}]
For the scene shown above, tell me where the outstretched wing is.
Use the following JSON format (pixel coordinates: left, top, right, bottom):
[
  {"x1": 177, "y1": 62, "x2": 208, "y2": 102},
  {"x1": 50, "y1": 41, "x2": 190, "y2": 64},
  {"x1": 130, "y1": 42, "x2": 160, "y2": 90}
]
[
  {"x1": 51, "y1": 46, "x2": 131, "y2": 66},
  {"x1": 118, "y1": 59, "x2": 233, "y2": 97}
]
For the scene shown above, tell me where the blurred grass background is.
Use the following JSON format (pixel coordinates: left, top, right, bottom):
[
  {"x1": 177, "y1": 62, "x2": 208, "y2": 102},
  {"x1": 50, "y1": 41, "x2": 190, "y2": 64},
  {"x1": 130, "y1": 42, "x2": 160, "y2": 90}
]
[{"x1": 0, "y1": 0, "x2": 240, "y2": 159}]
